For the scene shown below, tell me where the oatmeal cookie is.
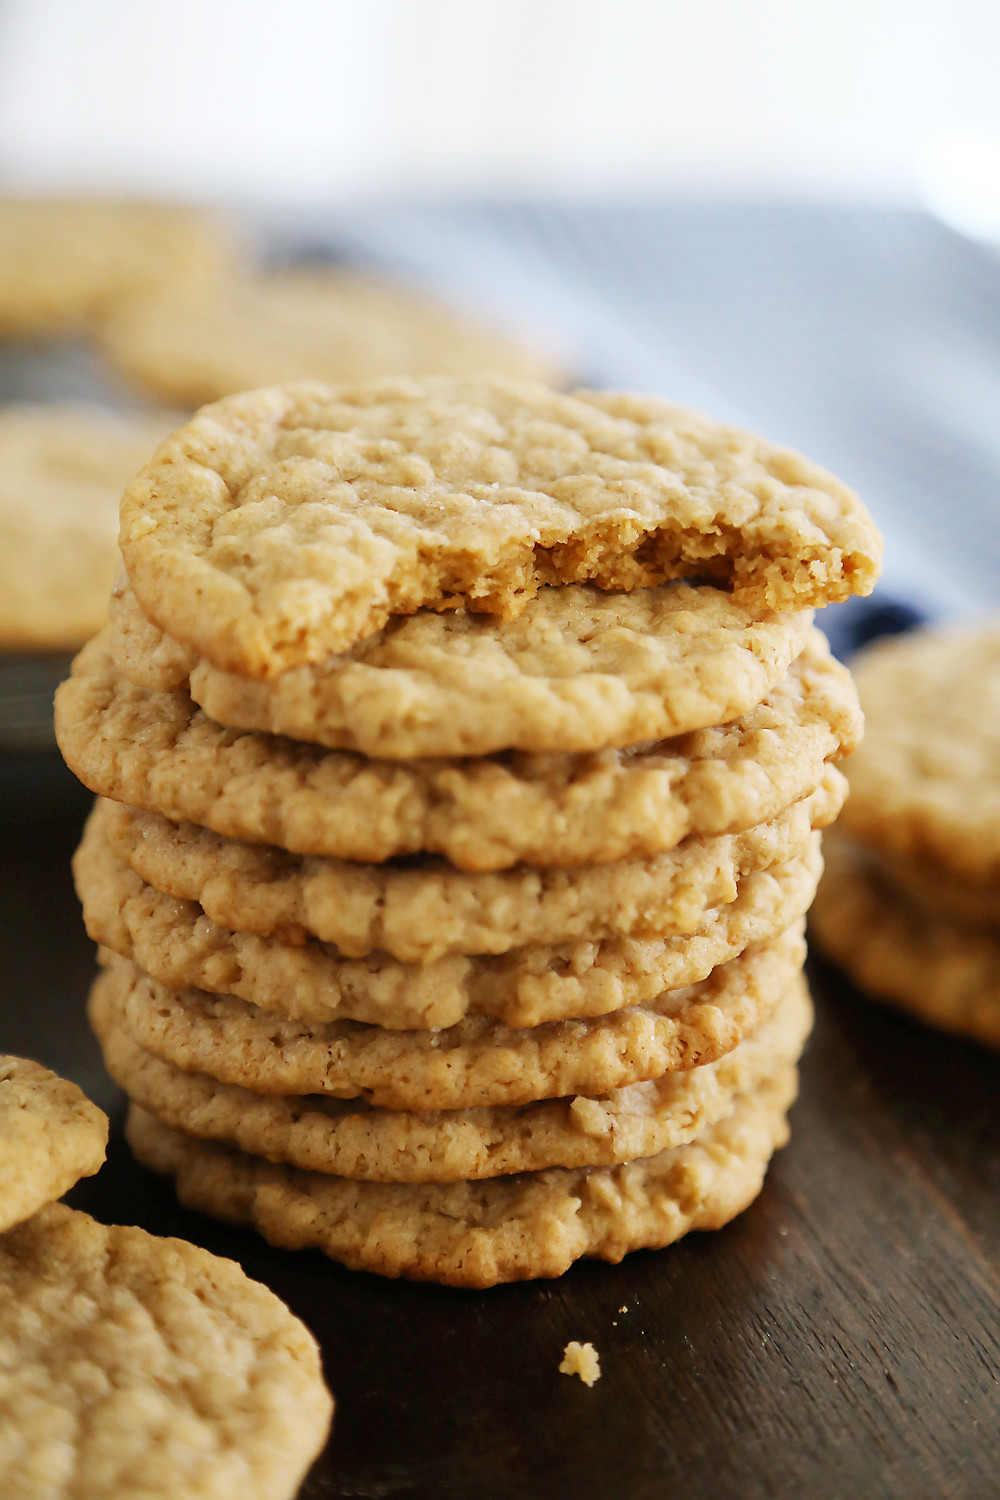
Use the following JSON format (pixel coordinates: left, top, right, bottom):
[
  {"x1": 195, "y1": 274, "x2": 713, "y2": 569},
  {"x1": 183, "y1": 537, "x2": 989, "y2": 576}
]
[
  {"x1": 117, "y1": 377, "x2": 882, "y2": 675},
  {"x1": 97, "y1": 928, "x2": 804, "y2": 1111},
  {"x1": 57, "y1": 631, "x2": 859, "y2": 870},
  {"x1": 0, "y1": 1203, "x2": 332, "y2": 1497},
  {"x1": 0, "y1": 1056, "x2": 107, "y2": 1232}
]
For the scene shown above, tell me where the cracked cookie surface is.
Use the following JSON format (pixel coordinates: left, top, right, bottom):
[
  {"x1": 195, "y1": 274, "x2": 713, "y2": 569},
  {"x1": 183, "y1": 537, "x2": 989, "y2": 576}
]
[
  {"x1": 126, "y1": 1061, "x2": 799, "y2": 1287},
  {"x1": 108, "y1": 580, "x2": 813, "y2": 757},
  {"x1": 76, "y1": 817, "x2": 821, "y2": 1030},
  {"x1": 0, "y1": 1056, "x2": 107, "y2": 1232},
  {"x1": 96, "y1": 928, "x2": 804, "y2": 1111},
  {"x1": 0, "y1": 1202, "x2": 332, "y2": 1498},
  {"x1": 117, "y1": 377, "x2": 881, "y2": 675},
  {"x1": 94, "y1": 769, "x2": 840, "y2": 961},
  {"x1": 57, "y1": 630, "x2": 859, "y2": 870},
  {"x1": 93, "y1": 976, "x2": 810, "y2": 1182}
]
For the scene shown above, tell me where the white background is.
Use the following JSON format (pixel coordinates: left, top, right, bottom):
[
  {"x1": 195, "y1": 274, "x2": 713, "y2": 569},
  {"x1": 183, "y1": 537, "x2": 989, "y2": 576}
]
[{"x1": 0, "y1": 0, "x2": 998, "y2": 212}]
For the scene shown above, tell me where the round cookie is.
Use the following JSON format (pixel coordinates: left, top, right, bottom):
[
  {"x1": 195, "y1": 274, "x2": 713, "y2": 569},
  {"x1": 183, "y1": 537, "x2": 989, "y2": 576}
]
[
  {"x1": 92, "y1": 976, "x2": 811, "y2": 1183},
  {"x1": 0, "y1": 1057, "x2": 108, "y2": 1232},
  {"x1": 810, "y1": 832, "x2": 1000, "y2": 1051},
  {"x1": 126, "y1": 1062, "x2": 798, "y2": 1287},
  {"x1": 56, "y1": 630, "x2": 860, "y2": 870},
  {"x1": 97, "y1": 927, "x2": 805, "y2": 1110},
  {"x1": 98, "y1": 265, "x2": 564, "y2": 405},
  {"x1": 116, "y1": 377, "x2": 882, "y2": 676},
  {"x1": 0, "y1": 1202, "x2": 332, "y2": 1497},
  {"x1": 94, "y1": 769, "x2": 842, "y2": 962},
  {"x1": 0, "y1": 407, "x2": 176, "y2": 651},
  {"x1": 108, "y1": 580, "x2": 815, "y2": 758},
  {"x1": 75, "y1": 819, "x2": 822, "y2": 1030},
  {"x1": 840, "y1": 623, "x2": 1000, "y2": 885},
  {"x1": 0, "y1": 198, "x2": 236, "y2": 336}
]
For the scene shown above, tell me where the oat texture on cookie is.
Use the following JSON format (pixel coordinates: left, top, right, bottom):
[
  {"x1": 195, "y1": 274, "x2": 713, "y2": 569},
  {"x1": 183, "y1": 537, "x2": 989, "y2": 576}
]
[
  {"x1": 0, "y1": 1059, "x2": 333, "y2": 1495},
  {"x1": 811, "y1": 620, "x2": 1000, "y2": 1050},
  {"x1": 117, "y1": 377, "x2": 882, "y2": 676},
  {"x1": 56, "y1": 374, "x2": 880, "y2": 1284},
  {"x1": 0, "y1": 1203, "x2": 333, "y2": 1498},
  {"x1": 0, "y1": 1055, "x2": 107, "y2": 1232}
]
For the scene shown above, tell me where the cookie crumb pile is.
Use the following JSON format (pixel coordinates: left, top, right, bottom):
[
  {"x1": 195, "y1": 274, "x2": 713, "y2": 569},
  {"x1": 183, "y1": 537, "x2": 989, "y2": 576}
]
[
  {"x1": 811, "y1": 622, "x2": 1000, "y2": 1050},
  {"x1": 0, "y1": 1055, "x2": 332, "y2": 1497},
  {"x1": 56, "y1": 375, "x2": 881, "y2": 1286}
]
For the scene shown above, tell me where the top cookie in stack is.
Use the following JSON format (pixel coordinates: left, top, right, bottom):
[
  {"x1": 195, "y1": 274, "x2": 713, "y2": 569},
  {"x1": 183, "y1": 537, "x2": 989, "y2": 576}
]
[{"x1": 56, "y1": 375, "x2": 880, "y2": 1286}]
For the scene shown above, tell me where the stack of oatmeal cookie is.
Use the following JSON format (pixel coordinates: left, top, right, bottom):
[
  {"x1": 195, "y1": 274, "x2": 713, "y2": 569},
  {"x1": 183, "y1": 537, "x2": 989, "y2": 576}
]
[
  {"x1": 55, "y1": 376, "x2": 881, "y2": 1286},
  {"x1": 812, "y1": 622, "x2": 1000, "y2": 1051}
]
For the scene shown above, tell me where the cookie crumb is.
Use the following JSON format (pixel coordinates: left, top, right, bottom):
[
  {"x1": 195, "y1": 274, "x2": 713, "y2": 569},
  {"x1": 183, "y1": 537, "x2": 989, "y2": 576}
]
[{"x1": 559, "y1": 1340, "x2": 601, "y2": 1386}]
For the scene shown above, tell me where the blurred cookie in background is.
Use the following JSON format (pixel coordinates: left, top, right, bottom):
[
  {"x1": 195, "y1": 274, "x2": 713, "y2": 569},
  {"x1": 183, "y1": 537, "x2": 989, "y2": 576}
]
[
  {"x1": 0, "y1": 198, "x2": 240, "y2": 338},
  {"x1": 98, "y1": 264, "x2": 566, "y2": 405},
  {"x1": 811, "y1": 621, "x2": 1000, "y2": 1049},
  {"x1": 0, "y1": 404, "x2": 176, "y2": 653},
  {"x1": 0, "y1": 404, "x2": 176, "y2": 768}
]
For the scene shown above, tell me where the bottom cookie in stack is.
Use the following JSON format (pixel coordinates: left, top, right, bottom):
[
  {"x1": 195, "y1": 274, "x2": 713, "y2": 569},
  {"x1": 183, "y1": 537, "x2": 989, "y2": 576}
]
[
  {"x1": 811, "y1": 622, "x2": 1000, "y2": 1052},
  {"x1": 89, "y1": 936, "x2": 811, "y2": 1288}
]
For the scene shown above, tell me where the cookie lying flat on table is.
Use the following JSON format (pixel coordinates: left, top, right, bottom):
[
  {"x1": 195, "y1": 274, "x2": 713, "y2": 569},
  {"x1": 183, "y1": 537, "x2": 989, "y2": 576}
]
[
  {"x1": 0, "y1": 1203, "x2": 332, "y2": 1498},
  {"x1": 126, "y1": 1059, "x2": 799, "y2": 1287},
  {"x1": 99, "y1": 265, "x2": 564, "y2": 405},
  {"x1": 108, "y1": 580, "x2": 814, "y2": 758},
  {"x1": 116, "y1": 378, "x2": 882, "y2": 676},
  {"x1": 838, "y1": 623, "x2": 1000, "y2": 887},
  {"x1": 0, "y1": 406, "x2": 175, "y2": 652},
  {"x1": 94, "y1": 769, "x2": 841, "y2": 961},
  {"x1": 0, "y1": 198, "x2": 236, "y2": 336},
  {"x1": 57, "y1": 630, "x2": 859, "y2": 870},
  {"x1": 0, "y1": 1056, "x2": 107, "y2": 1232},
  {"x1": 92, "y1": 973, "x2": 810, "y2": 1183},
  {"x1": 97, "y1": 928, "x2": 805, "y2": 1111},
  {"x1": 811, "y1": 833, "x2": 1000, "y2": 1051},
  {"x1": 76, "y1": 816, "x2": 821, "y2": 1030}
]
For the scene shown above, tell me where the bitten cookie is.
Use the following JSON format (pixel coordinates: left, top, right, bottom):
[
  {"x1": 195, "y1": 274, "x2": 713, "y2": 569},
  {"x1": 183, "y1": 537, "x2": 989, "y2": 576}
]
[
  {"x1": 0, "y1": 1056, "x2": 108, "y2": 1232},
  {"x1": 0, "y1": 1202, "x2": 332, "y2": 1498},
  {"x1": 116, "y1": 377, "x2": 882, "y2": 675}
]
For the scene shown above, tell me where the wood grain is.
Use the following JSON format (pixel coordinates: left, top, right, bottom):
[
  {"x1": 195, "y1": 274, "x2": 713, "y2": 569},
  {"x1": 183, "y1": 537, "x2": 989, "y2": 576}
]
[{"x1": 1, "y1": 767, "x2": 998, "y2": 1500}]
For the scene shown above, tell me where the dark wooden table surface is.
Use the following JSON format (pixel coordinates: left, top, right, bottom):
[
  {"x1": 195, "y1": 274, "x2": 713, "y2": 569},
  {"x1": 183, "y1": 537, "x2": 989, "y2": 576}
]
[{"x1": 2, "y1": 755, "x2": 999, "y2": 1500}]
